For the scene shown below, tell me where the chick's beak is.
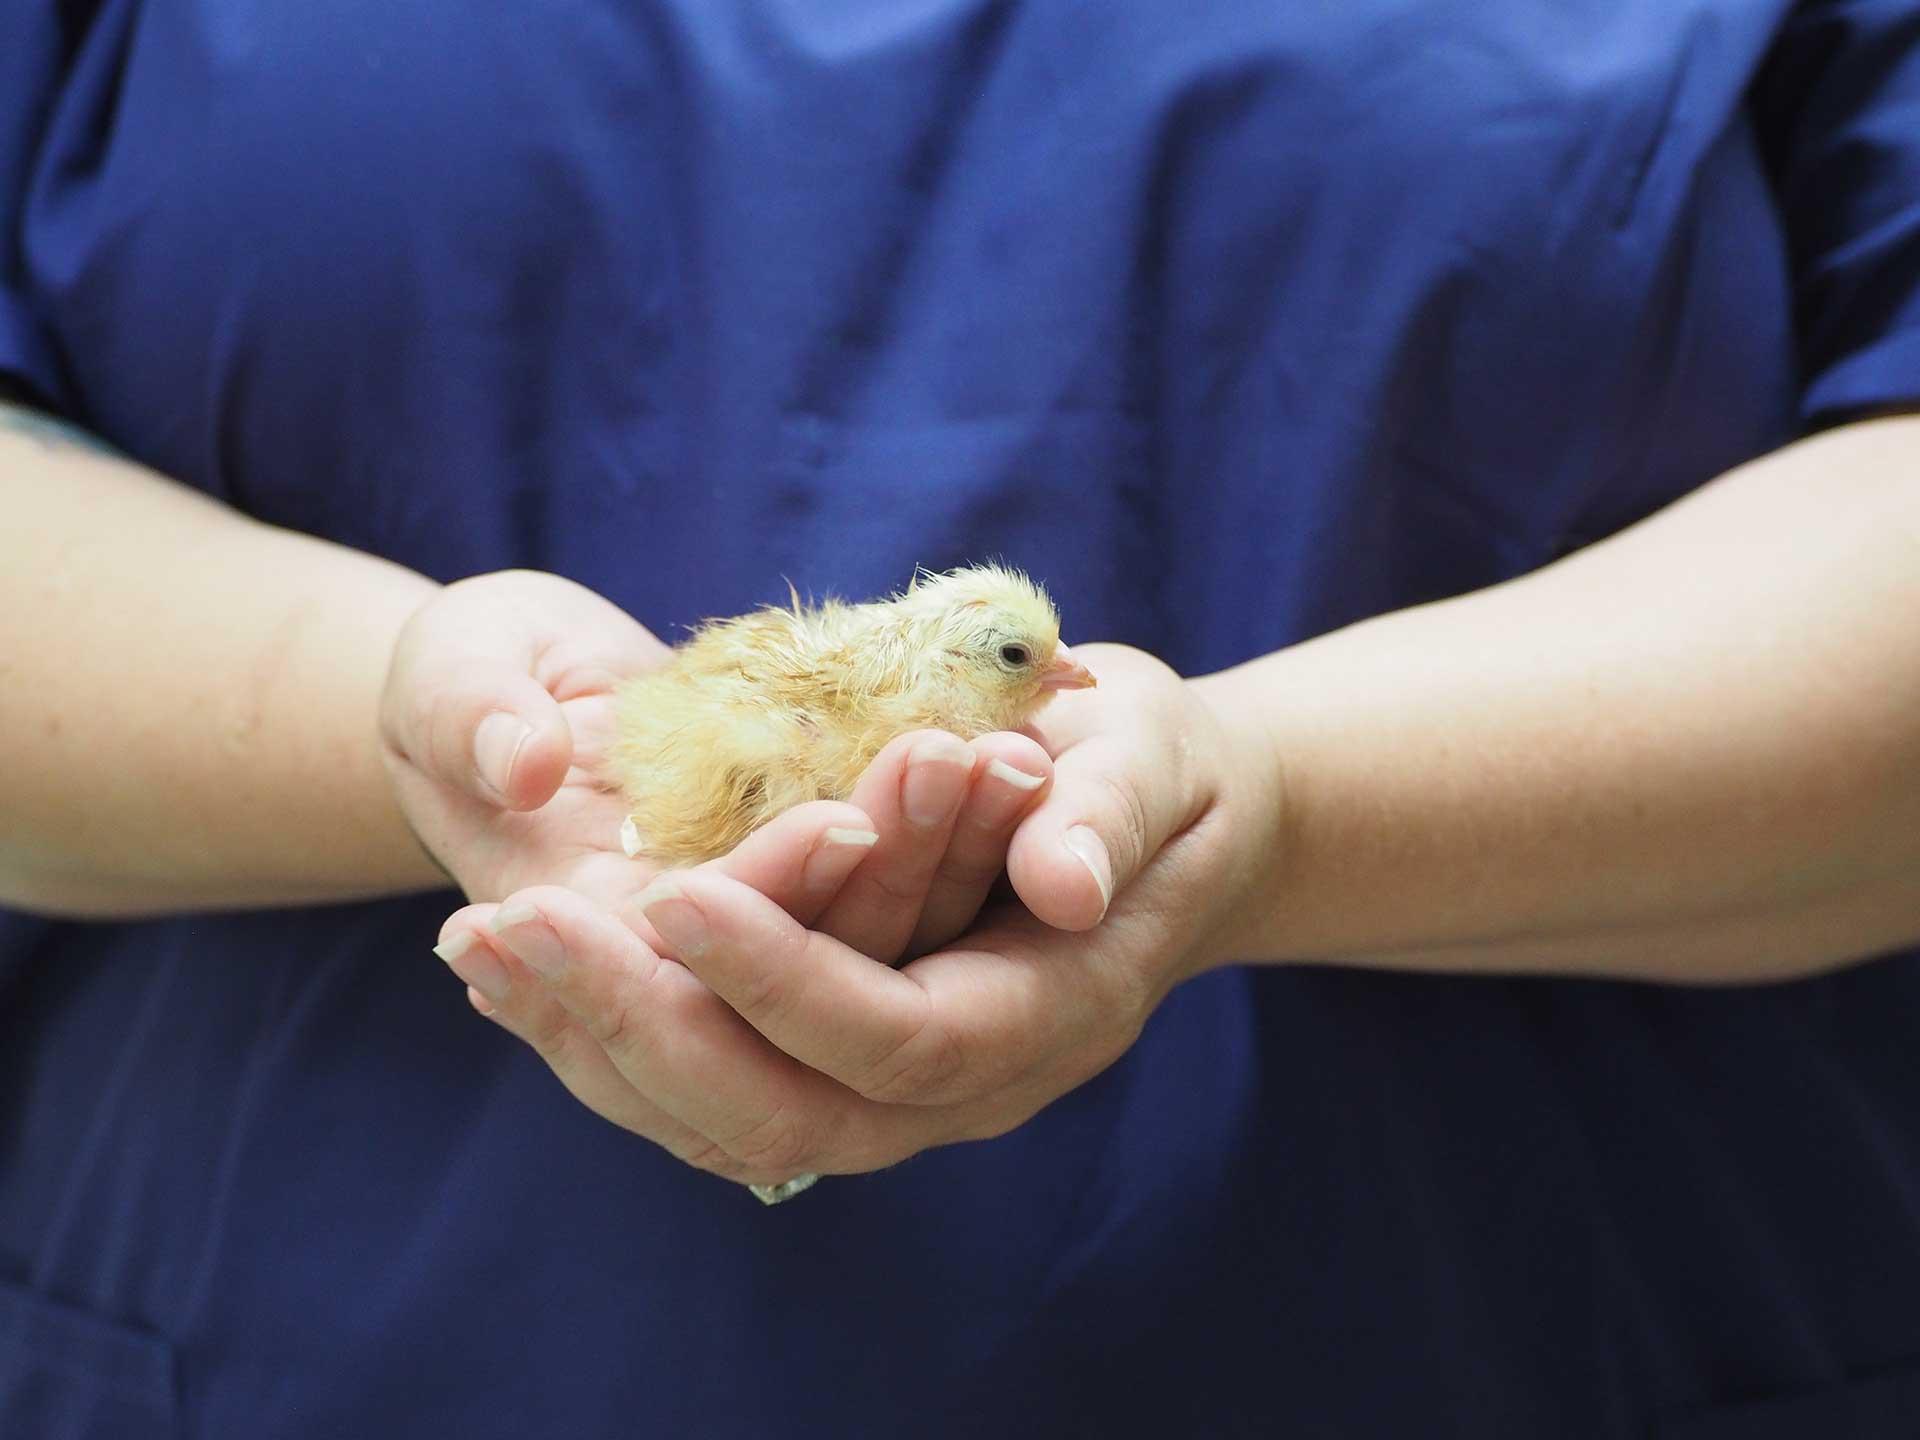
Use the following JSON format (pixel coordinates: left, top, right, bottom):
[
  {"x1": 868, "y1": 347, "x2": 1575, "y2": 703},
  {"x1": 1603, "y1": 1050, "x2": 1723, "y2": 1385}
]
[{"x1": 1039, "y1": 643, "x2": 1098, "y2": 691}]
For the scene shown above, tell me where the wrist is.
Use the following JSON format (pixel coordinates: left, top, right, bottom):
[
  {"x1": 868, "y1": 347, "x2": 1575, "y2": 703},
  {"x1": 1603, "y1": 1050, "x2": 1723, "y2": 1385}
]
[{"x1": 1183, "y1": 665, "x2": 1293, "y2": 975}]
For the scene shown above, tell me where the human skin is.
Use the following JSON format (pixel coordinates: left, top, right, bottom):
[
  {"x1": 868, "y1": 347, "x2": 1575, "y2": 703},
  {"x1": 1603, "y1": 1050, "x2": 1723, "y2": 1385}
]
[
  {"x1": 0, "y1": 395, "x2": 1097, "y2": 975},
  {"x1": 0, "y1": 399, "x2": 443, "y2": 913},
  {"x1": 4, "y1": 397, "x2": 1918, "y2": 1181},
  {"x1": 0, "y1": 398, "x2": 1052, "y2": 931},
  {"x1": 440, "y1": 413, "x2": 1920, "y2": 1186}
]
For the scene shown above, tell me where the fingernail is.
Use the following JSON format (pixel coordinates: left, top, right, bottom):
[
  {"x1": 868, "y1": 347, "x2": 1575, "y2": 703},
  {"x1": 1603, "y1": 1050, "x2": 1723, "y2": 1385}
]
[
  {"x1": 432, "y1": 930, "x2": 475, "y2": 964},
  {"x1": 986, "y1": 758, "x2": 1045, "y2": 791},
  {"x1": 903, "y1": 736, "x2": 971, "y2": 827},
  {"x1": 805, "y1": 827, "x2": 878, "y2": 889},
  {"x1": 1065, "y1": 826, "x2": 1113, "y2": 916},
  {"x1": 467, "y1": 985, "x2": 497, "y2": 1017},
  {"x1": 435, "y1": 930, "x2": 511, "y2": 1002},
  {"x1": 638, "y1": 877, "x2": 710, "y2": 959},
  {"x1": 474, "y1": 712, "x2": 533, "y2": 801},
  {"x1": 494, "y1": 900, "x2": 537, "y2": 928},
  {"x1": 490, "y1": 901, "x2": 567, "y2": 978}
]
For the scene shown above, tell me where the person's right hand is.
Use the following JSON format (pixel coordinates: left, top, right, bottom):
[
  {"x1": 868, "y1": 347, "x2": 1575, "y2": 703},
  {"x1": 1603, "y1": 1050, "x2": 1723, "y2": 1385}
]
[{"x1": 378, "y1": 569, "x2": 676, "y2": 905}]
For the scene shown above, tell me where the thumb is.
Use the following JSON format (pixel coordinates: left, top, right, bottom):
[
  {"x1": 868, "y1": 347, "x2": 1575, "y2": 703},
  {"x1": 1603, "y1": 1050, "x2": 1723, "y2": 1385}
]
[
  {"x1": 381, "y1": 604, "x2": 577, "y2": 814},
  {"x1": 1006, "y1": 734, "x2": 1176, "y2": 932},
  {"x1": 415, "y1": 670, "x2": 574, "y2": 812}
]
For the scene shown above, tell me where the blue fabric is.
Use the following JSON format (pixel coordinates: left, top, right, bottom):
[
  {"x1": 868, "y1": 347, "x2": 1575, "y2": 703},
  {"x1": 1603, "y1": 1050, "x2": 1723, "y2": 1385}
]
[{"x1": 5, "y1": 2, "x2": 1920, "y2": 1434}]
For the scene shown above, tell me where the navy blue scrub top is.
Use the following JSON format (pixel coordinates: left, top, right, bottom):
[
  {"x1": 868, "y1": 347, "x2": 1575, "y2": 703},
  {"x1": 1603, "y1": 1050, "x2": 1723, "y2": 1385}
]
[{"x1": 6, "y1": 3, "x2": 1920, "y2": 1435}]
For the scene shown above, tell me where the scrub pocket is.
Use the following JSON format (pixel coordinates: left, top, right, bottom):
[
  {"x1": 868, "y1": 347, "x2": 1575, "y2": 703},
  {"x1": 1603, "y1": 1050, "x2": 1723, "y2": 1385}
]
[
  {"x1": 0, "y1": 1279, "x2": 176, "y2": 1439},
  {"x1": 1658, "y1": 1359, "x2": 1920, "y2": 1439}
]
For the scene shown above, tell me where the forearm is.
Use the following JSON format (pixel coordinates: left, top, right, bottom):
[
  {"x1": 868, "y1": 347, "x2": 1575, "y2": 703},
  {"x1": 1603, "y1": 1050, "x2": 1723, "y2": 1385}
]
[
  {"x1": 1198, "y1": 414, "x2": 1920, "y2": 982},
  {"x1": 0, "y1": 404, "x2": 446, "y2": 915}
]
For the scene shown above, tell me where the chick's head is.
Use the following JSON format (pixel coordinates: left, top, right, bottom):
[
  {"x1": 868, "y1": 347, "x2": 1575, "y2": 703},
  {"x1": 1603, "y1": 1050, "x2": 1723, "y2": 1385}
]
[{"x1": 897, "y1": 565, "x2": 1096, "y2": 731}]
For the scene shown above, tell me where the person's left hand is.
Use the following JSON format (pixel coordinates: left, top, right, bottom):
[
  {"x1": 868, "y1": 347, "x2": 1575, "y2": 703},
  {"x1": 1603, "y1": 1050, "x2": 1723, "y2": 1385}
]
[{"x1": 435, "y1": 645, "x2": 1271, "y2": 1187}]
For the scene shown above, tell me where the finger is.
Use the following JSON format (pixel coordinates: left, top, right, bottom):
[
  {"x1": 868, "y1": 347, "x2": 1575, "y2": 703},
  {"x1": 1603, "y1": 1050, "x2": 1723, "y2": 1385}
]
[
  {"x1": 905, "y1": 733, "x2": 1051, "y2": 957},
  {"x1": 563, "y1": 798, "x2": 877, "y2": 928},
  {"x1": 432, "y1": 908, "x2": 725, "y2": 1175},
  {"x1": 390, "y1": 666, "x2": 576, "y2": 813},
  {"x1": 809, "y1": 730, "x2": 976, "y2": 963},
  {"x1": 382, "y1": 573, "x2": 670, "y2": 812},
  {"x1": 636, "y1": 869, "x2": 1074, "y2": 1107},
  {"x1": 1007, "y1": 729, "x2": 1196, "y2": 932},
  {"x1": 701, "y1": 799, "x2": 879, "y2": 929},
  {"x1": 489, "y1": 886, "x2": 911, "y2": 1182}
]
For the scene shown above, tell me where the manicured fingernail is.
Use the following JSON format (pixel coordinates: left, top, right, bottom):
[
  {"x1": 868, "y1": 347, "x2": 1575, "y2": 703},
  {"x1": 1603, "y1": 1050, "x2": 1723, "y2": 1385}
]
[
  {"x1": 474, "y1": 712, "x2": 533, "y2": 801},
  {"x1": 903, "y1": 736, "x2": 971, "y2": 827},
  {"x1": 805, "y1": 827, "x2": 878, "y2": 890},
  {"x1": 490, "y1": 901, "x2": 567, "y2": 978},
  {"x1": 986, "y1": 758, "x2": 1045, "y2": 791},
  {"x1": 433, "y1": 931, "x2": 474, "y2": 964},
  {"x1": 467, "y1": 985, "x2": 496, "y2": 1016},
  {"x1": 1065, "y1": 826, "x2": 1113, "y2": 916},
  {"x1": 638, "y1": 877, "x2": 710, "y2": 958},
  {"x1": 435, "y1": 930, "x2": 511, "y2": 1002}
]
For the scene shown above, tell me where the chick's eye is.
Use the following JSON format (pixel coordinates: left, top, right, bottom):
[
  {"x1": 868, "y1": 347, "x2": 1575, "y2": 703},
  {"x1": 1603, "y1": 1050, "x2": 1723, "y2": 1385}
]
[{"x1": 998, "y1": 643, "x2": 1031, "y2": 667}]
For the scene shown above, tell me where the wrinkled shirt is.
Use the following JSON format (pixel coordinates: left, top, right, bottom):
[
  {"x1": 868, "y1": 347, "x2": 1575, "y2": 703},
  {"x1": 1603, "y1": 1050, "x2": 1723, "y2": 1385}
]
[{"x1": 3, "y1": 3, "x2": 1919, "y2": 1435}]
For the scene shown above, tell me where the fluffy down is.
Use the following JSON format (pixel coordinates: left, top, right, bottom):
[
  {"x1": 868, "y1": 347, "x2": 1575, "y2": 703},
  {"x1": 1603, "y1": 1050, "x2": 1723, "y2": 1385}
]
[{"x1": 610, "y1": 565, "x2": 1092, "y2": 865}]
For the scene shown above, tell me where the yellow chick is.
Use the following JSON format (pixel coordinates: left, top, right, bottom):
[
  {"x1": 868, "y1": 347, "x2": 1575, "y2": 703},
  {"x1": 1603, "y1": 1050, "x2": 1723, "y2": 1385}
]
[{"x1": 611, "y1": 564, "x2": 1096, "y2": 868}]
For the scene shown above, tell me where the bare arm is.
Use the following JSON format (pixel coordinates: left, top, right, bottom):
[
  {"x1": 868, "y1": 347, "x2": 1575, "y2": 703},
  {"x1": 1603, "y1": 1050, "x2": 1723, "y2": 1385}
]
[
  {"x1": 0, "y1": 399, "x2": 445, "y2": 915},
  {"x1": 405, "y1": 414, "x2": 1920, "y2": 1186},
  {"x1": 1198, "y1": 413, "x2": 1920, "y2": 982}
]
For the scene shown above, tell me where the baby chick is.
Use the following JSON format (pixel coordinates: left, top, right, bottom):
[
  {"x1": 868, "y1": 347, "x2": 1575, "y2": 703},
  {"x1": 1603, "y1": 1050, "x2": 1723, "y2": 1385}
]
[
  {"x1": 611, "y1": 564, "x2": 1096, "y2": 868},
  {"x1": 612, "y1": 565, "x2": 1093, "y2": 1206}
]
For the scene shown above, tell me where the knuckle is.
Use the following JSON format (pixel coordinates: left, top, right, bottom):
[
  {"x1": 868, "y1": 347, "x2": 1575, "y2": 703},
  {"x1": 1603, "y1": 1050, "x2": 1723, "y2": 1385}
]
[
  {"x1": 578, "y1": 947, "x2": 681, "y2": 1053},
  {"x1": 858, "y1": 863, "x2": 932, "y2": 910},
  {"x1": 720, "y1": 1105, "x2": 816, "y2": 1177},
  {"x1": 855, "y1": 1006, "x2": 967, "y2": 1105},
  {"x1": 524, "y1": 1028, "x2": 569, "y2": 1069},
  {"x1": 580, "y1": 994, "x2": 639, "y2": 1051},
  {"x1": 675, "y1": 1137, "x2": 752, "y2": 1182},
  {"x1": 935, "y1": 847, "x2": 1006, "y2": 894},
  {"x1": 1090, "y1": 769, "x2": 1151, "y2": 874},
  {"x1": 732, "y1": 970, "x2": 791, "y2": 1029},
  {"x1": 520, "y1": 1004, "x2": 584, "y2": 1066},
  {"x1": 728, "y1": 933, "x2": 810, "y2": 1026}
]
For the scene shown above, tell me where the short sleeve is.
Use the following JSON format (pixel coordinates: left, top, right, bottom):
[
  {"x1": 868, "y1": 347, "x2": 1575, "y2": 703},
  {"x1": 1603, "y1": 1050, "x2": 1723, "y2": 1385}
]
[
  {"x1": 0, "y1": 3, "x2": 72, "y2": 407},
  {"x1": 1754, "y1": 0, "x2": 1920, "y2": 428}
]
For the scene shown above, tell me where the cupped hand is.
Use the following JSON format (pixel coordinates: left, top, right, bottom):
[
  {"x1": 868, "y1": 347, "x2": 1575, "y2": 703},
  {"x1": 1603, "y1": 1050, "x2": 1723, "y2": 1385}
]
[
  {"x1": 439, "y1": 644, "x2": 1270, "y2": 1188},
  {"x1": 382, "y1": 569, "x2": 1056, "y2": 921},
  {"x1": 433, "y1": 724, "x2": 1056, "y2": 1179},
  {"x1": 378, "y1": 569, "x2": 676, "y2": 905}
]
